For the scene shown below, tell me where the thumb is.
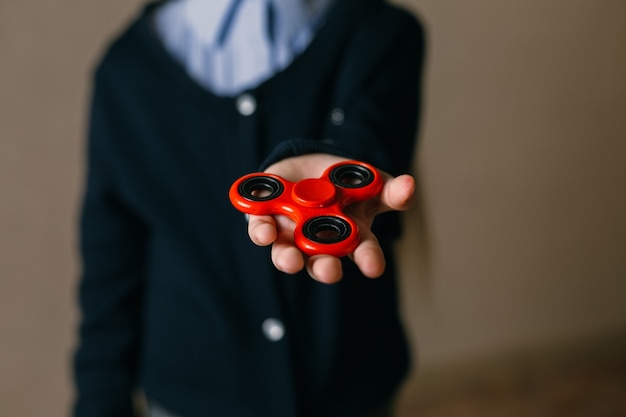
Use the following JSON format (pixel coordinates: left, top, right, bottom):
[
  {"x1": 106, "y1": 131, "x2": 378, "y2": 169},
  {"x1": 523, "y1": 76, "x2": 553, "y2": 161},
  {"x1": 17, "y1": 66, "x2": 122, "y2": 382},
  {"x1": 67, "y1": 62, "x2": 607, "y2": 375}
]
[{"x1": 380, "y1": 174, "x2": 416, "y2": 212}]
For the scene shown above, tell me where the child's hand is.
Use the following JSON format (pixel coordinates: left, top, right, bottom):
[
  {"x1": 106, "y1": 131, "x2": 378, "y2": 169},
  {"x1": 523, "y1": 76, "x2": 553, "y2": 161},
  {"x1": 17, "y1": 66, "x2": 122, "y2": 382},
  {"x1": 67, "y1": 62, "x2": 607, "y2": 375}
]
[{"x1": 247, "y1": 153, "x2": 415, "y2": 284}]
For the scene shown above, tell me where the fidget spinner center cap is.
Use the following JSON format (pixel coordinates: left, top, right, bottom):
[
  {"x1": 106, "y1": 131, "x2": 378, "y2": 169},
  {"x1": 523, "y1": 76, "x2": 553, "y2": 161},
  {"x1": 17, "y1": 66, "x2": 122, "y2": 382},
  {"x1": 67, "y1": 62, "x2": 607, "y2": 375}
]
[{"x1": 292, "y1": 178, "x2": 337, "y2": 207}]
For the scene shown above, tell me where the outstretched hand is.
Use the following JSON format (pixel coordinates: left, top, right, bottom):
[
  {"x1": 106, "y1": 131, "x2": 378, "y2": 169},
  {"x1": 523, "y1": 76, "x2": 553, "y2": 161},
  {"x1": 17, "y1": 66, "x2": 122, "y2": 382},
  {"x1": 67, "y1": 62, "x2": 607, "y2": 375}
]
[{"x1": 247, "y1": 153, "x2": 415, "y2": 284}]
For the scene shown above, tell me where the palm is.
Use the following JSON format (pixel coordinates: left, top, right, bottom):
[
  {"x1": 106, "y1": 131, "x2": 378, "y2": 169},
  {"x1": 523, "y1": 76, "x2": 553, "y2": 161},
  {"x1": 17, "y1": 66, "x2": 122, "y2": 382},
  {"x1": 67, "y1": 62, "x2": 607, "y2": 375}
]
[{"x1": 247, "y1": 153, "x2": 415, "y2": 283}]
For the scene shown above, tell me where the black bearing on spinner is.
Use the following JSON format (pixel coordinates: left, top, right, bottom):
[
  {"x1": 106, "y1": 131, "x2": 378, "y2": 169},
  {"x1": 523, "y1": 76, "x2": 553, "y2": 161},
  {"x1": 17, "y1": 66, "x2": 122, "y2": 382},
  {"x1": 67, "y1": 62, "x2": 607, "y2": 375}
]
[
  {"x1": 329, "y1": 163, "x2": 374, "y2": 188},
  {"x1": 238, "y1": 176, "x2": 284, "y2": 201},
  {"x1": 303, "y1": 216, "x2": 352, "y2": 244}
]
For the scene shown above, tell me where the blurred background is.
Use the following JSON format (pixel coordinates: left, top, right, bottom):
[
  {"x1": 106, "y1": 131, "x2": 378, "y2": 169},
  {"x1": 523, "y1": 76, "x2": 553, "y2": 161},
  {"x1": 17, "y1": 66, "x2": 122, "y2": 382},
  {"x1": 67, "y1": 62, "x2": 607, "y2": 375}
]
[{"x1": 1, "y1": 0, "x2": 625, "y2": 416}]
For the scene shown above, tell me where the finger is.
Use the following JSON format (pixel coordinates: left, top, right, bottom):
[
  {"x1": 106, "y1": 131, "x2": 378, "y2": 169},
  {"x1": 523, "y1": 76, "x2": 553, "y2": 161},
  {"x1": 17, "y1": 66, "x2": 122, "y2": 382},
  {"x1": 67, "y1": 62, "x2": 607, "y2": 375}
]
[
  {"x1": 380, "y1": 174, "x2": 416, "y2": 212},
  {"x1": 352, "y1": 230, "x2": 386, "y2": 278},
  {"x1": 248, "y1": 215, "x2": 277, "y2": 246},
  {"x1": 306, "y1": 255, "x2": 343, "y2": 284},
  {"x1": 270, "y1": 215, "x2": 304, "y2": 273},
  {"x1": 271, "y1": 240, "x2": 305, "y2": 274}
]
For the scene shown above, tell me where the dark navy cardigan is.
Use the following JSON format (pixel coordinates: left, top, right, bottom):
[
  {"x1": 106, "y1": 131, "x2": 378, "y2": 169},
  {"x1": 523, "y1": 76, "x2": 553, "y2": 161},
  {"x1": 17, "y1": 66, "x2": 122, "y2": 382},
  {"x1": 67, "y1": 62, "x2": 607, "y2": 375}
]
[{"x1": 73, "y1": 1, "x2": 425, "y2": 416}]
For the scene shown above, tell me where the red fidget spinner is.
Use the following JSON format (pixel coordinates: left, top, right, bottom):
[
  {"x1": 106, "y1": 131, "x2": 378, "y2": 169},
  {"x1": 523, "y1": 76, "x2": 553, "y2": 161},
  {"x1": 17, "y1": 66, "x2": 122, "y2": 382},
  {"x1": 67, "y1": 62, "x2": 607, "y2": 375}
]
[{"x1": 229, "y1": 160, "x2": 383, "y2": 257}]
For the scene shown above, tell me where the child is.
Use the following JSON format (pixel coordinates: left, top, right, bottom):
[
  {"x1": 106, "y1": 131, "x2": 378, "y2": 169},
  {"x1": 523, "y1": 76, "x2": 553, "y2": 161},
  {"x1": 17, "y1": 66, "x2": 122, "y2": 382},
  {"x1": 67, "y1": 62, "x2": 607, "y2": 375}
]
[{"x1": 73, "y1": 0, "x2": 425, "y2": 416}]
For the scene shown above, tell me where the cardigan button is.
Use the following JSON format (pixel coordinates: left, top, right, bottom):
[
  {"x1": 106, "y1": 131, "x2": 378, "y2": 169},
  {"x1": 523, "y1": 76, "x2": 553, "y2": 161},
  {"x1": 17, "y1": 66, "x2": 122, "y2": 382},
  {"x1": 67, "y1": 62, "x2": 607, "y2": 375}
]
[
  {"x1": 236, "y1": 94, "x2": 257, "y2": 116},
  {"x1": 262, "y1": 318, "x2": 285, "y2": 342},
  {"x1": 331, "y1": 108, "x2": 344, "y2": 125}
]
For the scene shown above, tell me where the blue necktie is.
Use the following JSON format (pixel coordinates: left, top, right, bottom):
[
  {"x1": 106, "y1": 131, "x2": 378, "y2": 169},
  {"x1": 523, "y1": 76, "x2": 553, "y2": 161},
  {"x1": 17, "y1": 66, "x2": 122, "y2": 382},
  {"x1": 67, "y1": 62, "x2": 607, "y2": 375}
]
[{"x1": 217, "y1": 0, "x2": 276, "y2": 48}]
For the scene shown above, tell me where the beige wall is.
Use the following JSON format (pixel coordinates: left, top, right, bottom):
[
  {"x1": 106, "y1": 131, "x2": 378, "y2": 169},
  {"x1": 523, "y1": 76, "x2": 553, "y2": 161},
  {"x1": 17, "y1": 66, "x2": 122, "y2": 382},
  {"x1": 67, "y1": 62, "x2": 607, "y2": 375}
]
[
  {"x1": 396, "y1": 0, "x2": 626, "y2": 361},
  {"x1": 1, "y1": 0, "x2": 625, "y2": 415}
]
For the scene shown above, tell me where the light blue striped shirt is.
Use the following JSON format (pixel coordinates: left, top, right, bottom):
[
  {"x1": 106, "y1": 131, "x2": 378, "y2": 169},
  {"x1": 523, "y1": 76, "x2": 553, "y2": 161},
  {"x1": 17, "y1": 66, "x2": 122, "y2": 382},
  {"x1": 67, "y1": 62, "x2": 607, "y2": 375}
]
[{"x1": 154, "y1": 0, "x2": 333, "y2": 96}]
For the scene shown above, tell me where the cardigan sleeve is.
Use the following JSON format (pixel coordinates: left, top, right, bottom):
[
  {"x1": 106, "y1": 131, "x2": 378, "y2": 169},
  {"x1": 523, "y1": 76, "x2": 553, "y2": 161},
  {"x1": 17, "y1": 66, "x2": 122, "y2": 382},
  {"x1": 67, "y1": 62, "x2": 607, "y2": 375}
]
[
  {"x1": 261, "y1": 6, "x2": 425, "y2": 177},
  {"x1": 327, "y1": 9, "x2": 425, "y2": 176},
  {"x1": 73, "y1": 71, "x2": 147, "y2": 417}
]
